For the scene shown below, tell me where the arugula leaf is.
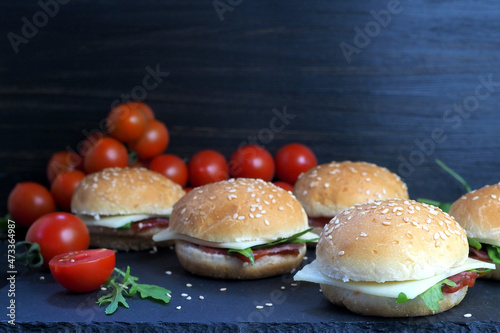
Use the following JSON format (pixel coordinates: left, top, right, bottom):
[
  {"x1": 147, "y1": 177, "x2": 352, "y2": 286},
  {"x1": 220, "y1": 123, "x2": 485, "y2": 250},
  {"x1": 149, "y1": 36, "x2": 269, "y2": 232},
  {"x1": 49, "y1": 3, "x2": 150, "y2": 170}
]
[
  {"x1": 396, "y1": 279, "x2": 457, "y2": 312},
  {"x1": 486, "y1": 245, "x2": 500, "y2": 264},
  {"x1": 118, "y1": 222, "x2": 132, "y2": 230},
  {"x1": 468, "y1": 238, "x2": 482, "y2": 250},
  {"x1": 227, "y1": 228, "x2": 317, "y2": 266},
  {"x1": 97, "y1": 275, "x2": 130, "y2": 315},
  {"x1": 227, "y1": 248, "x2": 255, "y2": 265},
  {"x1": 97, "y1": 266, "x2": 171, "y2": 315},
  {"x1": 417, "y1": 159, "x2": 471, "y2": 213}
]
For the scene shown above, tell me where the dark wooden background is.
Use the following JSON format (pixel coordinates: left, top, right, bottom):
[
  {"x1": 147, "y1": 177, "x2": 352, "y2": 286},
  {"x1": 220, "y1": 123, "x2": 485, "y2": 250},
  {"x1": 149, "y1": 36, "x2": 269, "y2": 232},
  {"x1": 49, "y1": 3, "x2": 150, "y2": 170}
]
[{"x1": 2, "y1": 0, "x2": 500, "y2": 215}]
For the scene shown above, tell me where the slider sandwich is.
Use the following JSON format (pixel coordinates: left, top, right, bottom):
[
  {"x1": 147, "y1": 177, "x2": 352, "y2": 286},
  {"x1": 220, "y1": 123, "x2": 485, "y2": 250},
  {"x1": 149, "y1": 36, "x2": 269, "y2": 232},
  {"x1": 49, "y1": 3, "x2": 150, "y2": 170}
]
[
  {"x1": 153, "y1": 178, "x2": 318, "y2": 279},
  {"x1": 71, "y1": 167, "x2": 185, "y2": 251},
  {"x1": 294, "y1": 199, "x2": 494, "y2": 317},
  {"x1": 449, "y1": 184, "x2": 500, "y2": 280},
  {"x1": 293, "y1": 161, "x2": 409, "y2": 234}
]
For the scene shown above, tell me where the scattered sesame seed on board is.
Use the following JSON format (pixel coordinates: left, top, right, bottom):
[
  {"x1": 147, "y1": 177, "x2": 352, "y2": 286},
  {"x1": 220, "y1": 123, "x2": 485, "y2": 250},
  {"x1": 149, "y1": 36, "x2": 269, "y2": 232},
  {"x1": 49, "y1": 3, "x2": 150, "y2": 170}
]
[
  {"x1": 199, "y1": 296, "x2": 205, "y2": 300},
  {"x1": 256, "y1": 305, "x2": 264, "y2": 310},
  {"x1": 176, "y1": 306, "x2": 181, "y2": 310},
  {"x1": 220, "y1": 287, "x2": 227, "y2": 292}
]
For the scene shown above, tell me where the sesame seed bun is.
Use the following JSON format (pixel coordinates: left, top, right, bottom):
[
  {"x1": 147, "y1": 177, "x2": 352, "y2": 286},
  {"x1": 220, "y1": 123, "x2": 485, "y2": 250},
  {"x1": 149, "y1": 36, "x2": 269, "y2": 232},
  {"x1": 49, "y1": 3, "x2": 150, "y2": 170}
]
[
  {"x1": 315, "y1": 199, "x2": 469, "y2": 316},
  {"x1": 293, "y1": 161, "x2": 409, "y2": 219},
  {"x1": 317, "y1": 199, "x2": 468, "y2": 283},
  {"x1": 449, "y1": 184, "x2": 500, "y2": 280},
  {"x1": 169, "y1": 178, "x2": 309, "y2": 279},
  {"x1": 71, "y1": 167, "x2": 185, "y2": 251},
  {"x1": 169, "y1": 178, "x2": 308, "y2": 243},
  {"x1": 72, "y1": 167, "x2": 185, "y2": 216}
]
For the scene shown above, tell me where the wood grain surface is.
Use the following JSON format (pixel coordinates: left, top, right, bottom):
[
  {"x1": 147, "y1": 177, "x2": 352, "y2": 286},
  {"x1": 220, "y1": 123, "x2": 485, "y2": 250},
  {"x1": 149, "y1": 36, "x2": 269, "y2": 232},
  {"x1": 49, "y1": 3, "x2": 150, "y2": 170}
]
[{"x1": 1, "y1": 0, "x2": 500, "y2": 214}]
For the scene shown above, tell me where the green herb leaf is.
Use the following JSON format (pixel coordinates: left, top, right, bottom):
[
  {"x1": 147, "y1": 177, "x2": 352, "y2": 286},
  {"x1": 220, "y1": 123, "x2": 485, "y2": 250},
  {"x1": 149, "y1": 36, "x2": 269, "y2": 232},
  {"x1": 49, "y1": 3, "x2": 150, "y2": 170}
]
[
  {"x1": 435, "y1": 159, "x2": 472, "y2": 193},
  {"x1": 97, "y1": 266, "x2": 171, "y2": 315},
  {"x1": 396, "y1": 292, "x2": 409, "y2": 303},
  {"x1": 15, "y1": 241, "x2": 43, "y2": 269},
  {"x1": 97, "y1": 276, "x2": 130, "y2": 315},
  {"x1": 468, "y1": 238, "x2": 482, "y2": 250},
  {"x1": 227, "y1": 248, "x2": 255, "y2": 265},
  {"x1": 486, "y1": 245, "x2": 500, "y2": 264},
  {"x1": 418, "y1": 278, "x2": 457, "y2": 312},
  {"x1": 227, "y1": 228, "x2": 317, "y2": 266},
  {"x1": 118, "y1": 222, "x2": 132, "y2": 230}
]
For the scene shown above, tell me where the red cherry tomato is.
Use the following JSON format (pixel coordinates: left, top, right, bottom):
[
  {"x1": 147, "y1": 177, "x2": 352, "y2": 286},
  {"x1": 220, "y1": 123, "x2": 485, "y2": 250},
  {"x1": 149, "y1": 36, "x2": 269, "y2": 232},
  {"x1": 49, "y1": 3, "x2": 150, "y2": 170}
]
[
  {"x1": 188, "y1": 150, "x2": 229, "y2": 187},
  {"x1": 149, "y1": 154, "x2": 188, "y2": 187},
  {"x1": 8, "y1": 182, "x2": 56, "y2": 228},
  {"x1": 229, "y1": 145, "x2": 275, "y2": 181},
  {"x1": 78, "y1": 131, "x2": 107, "y2": 157},
  {"x1": 273, "y1": 181, "x2": 294, "y2": 192},
  {"x1": 274, "y1": 143, "x2": 318, "y2": 185},
  {"x1": 106, "y1": 103, "x2": 147, "y2": 143},
  {"x1": 49, "y1": 249, "x2": 115, "y2": 293},
  {"x1": 83, "y1": 137, "x2": 128, "y2": 174},
  {"x1": 129, "y1": 120, "x2": 169, "y2": 160},
  {"x1": 127, "y1": 101, "x2": 155, "y2": 121},
  {"x1": 50, "y1": 170, "x2": 86, "y2": 212},
  {"x1": 26, "y1": 212, "x2": 90, "y2": 266},
  {"x1": 46, "y1": 151, "x2": 83, "y2": 184}
]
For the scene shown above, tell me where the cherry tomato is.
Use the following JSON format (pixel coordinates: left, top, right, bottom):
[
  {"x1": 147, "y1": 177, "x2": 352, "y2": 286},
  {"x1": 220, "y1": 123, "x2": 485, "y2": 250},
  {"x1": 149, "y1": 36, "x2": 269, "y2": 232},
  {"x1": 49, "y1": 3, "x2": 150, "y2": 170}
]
[
  {"x1": 50, "y1": 170, "x2": 86, "y2": 212},
  {"x1": 47, "y1": 151, "x2": 83, "y2": 184},
  {"x1": 188, "y1": 150, "x2": 229, "y2": 187},
  {"x1": 83, "y1": 137, "x2": 128, "y2": 174},
  {"x1": 149, "y1": 154, "x2": 188, "y2": 187},
  {"x1": 106, "y1": 103, "x2": 147, "y2": 143},
  {"x1": 49, "y1": 249, "x2": 115, "y2": 293},
  {"x1": 273, "y1": 181, "x2": 294, "y2": 192},
  {"x1": 127, "y1": 101, "x2": 155, "y2": 121},
  {"x1": 129, "y1": 120, "x2": 169, "y2": 160},
  {"x1": 78, "y1": 131, "x2": 107, "y2": 157},
  {"x1": 8, "y1": 182, "x2": 56, "y2": 228},
  {"x1": 229, "y1": 145, "x2": 275, "y2": 181},
  {"x1": 274, "y1": 143, "x2": 318, "y2": 185},
  {"x1": 25, "y1": 212, "x2": 90, "y2": 266}
]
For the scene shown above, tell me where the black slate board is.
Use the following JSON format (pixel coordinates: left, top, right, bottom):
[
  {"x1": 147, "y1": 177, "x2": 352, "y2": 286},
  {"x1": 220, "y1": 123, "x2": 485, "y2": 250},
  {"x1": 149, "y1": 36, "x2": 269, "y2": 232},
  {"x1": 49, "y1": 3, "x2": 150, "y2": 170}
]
[{"x1": 2, "y1": 246, "x2": 500, "y2": 332}]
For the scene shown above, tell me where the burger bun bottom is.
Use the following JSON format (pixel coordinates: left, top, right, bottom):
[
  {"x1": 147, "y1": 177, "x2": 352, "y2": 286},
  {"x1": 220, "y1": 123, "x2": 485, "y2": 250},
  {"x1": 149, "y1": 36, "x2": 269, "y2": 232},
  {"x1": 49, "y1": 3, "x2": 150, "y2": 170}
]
[
  {"x1": 320, "y1": 283, "x2": 468, "y2": 317},
  {"x1": 88, "y1": 225, "x2": 174, "y2": 251},
  {"x1": 175, "y1": 240, "x2": 306, "y2": 279}
]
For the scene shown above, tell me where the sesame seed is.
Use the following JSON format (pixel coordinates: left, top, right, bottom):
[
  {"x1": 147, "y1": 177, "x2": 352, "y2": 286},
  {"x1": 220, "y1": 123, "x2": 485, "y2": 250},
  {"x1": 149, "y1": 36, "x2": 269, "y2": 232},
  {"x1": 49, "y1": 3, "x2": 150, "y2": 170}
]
[
  {"x1": 291, "y1": 283, "x2": 298, "y2": 287},
  {"x1": 228, "y1": 194, "x2": 237, "y2": 200},
  {"x1": 492, "y1": 194, "x2": 497, "y2": 199},
  {"x1": 264, "y1": 219, "x2": 270, "y2": 225},
  {"x1": 256, "y1": 305, "x2": 264, "y2": 309},
  {"x1": 338, "y1": 251, "x2": 345, "y2": 256},
  {"x1": 233, "y1": 213, "x2": 238, "y2": 219},
  {"x1": 324, "y1": 183, "x2": 330, "y2": 188},
  {"x1": 434, "y1": 232, "x2": 440, "y2": 240},
  {"x1": 209, "y1": 196, "x2": 216, "y2": 200},
  {"x1": 176, "y1": 306, "x2": 182, "y2": 310},
  {"x1": 199, "y1": 296, "x2": 205, "y2": 300},
  {"x1": 381, "y1": 208, "x2": 389, "y2": 214},
  {"x1": 278, "y1": 206, "x2": 284, "y2": 211},
  {"x1": 165, "y1": 271, "x2": 172, "y2": 275},
  {"x1": 186, "y1": 283, "x2": 192, "y2": 287},
  {"x1": 281, "y1": 286, "x2": 286, "y2": 290},
  {"x1": 238, "y1": 215, "x2": 245, "y2": 220},
  {"x1": 220, "y1": 288, "x2": 227, "y2": 292},
  {"x1": 265, "y1": 303, "x2": 273, "y2": 307},
  {"x1": 382, "y1": 221, "x2": 391, "y2": 226},
  {"x1": 463, "y1": 313, "x2": 472, "y2": 318},
  {"x1": 255, "y1": 214, "x2": 262, "y2": 218},
  {"x1": 360, "y1": 232, "x2": 367, "y2": 237},
  {"x1": 181, "y1": 293, "x2": 188, "y2": 297},
  {"x1": 472, "y1": 196, "x2": 479, "y2": 200}
]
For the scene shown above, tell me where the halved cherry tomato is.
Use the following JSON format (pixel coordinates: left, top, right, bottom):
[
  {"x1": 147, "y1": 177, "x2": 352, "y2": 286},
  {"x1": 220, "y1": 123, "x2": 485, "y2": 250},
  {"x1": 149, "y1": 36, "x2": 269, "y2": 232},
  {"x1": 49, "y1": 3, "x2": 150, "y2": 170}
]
[
  {"x1": 106, "y1": 103, "x2": 148, "y2": 143},
  {"x1": 83, "y1": 137, "x2": 128, "y2": 174},
  {"x1": 188, "y1": 150, "x2": 229, "y2": 187},
  {"x1": 49, "y1": 249, "x2": 115, "y2": 293},
  {"x1": 46, "y1": 151, "x2": 83, "y2": 184},
  {"x1": 274, "y1": 143, "x2": 317, "y2": 185},
  {"x1": 273, "y1": 181, "x2": 294, "y2": 192},
  {"x1": 129, "y1": 120, "x2": 169, "y2": 160},
  {"x1": 149, "y1": 154, "x2": 188, "y2": 187},
  {"x1": 8, "y1": 182, "x2": 56, "y2": 228},
  {"x1": 25, "y1": 212, "x2": 90, "y2": 266},
  {"x1": 50, "y1": 170, "x2": 86, "y2": 211},
  {"x1": 229, "y1": 145, "x2": 275, "y2": 181}
]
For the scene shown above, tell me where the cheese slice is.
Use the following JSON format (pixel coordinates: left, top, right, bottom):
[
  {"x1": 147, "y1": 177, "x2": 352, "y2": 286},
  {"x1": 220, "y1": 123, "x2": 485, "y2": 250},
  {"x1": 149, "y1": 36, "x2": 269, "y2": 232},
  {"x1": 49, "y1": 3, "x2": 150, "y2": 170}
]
[
  {"x1": 294, "y1": 258, "x2": 495, "y2": 300},
  {"x1": 77, "y1": 214, "x2": 163, "y2": 229},
  {"x1": 152, "y1": 227, "x2": 318, "y2": 250}
]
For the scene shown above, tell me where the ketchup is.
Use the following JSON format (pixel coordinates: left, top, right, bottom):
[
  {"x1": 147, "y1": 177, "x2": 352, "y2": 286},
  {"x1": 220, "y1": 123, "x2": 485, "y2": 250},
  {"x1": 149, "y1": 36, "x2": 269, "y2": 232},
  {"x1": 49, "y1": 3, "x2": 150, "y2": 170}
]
[{"x1": 441, "y1": 271, "x2": 481, "y2": 293}]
